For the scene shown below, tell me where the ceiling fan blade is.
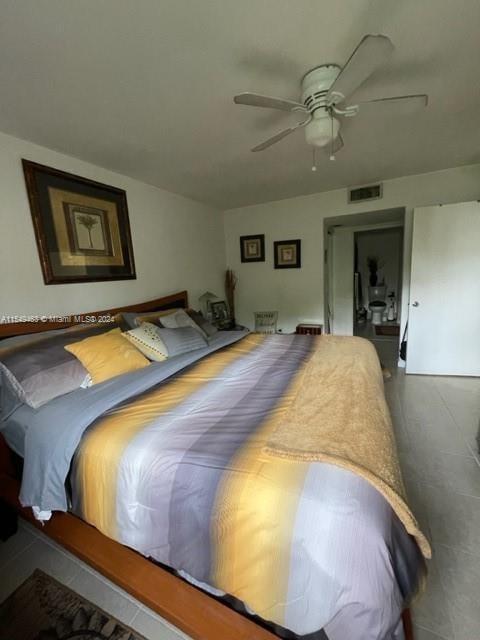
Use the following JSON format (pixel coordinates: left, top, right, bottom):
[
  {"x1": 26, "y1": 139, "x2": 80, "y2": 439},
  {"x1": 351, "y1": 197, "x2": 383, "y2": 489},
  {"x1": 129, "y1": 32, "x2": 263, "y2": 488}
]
[
  {"x1": 357, "y1": 93, "x2": 428, "y2": 113},
  {"x1": 326, "y1": 35, "x2": 394, "y2": 105},
  {"x1": 234, "y1": 92, "x2": 307, "y2": 113},
  {"x1": 251, "y1": 127, "x2": 296, "y2": 152}
]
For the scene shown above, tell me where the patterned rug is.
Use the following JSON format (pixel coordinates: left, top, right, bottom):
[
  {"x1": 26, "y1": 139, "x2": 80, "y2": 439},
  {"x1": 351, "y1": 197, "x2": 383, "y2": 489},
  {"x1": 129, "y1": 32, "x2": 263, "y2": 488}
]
[{"x1": 0, "y1": 569, "x2": 146, "y2": 640}]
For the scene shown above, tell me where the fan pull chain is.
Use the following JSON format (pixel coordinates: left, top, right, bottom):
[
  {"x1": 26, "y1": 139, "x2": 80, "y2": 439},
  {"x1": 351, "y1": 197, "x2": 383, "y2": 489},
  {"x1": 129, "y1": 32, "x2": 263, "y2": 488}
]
[
  {"x1": 311, "y1": 147, "x2": 317, "y2": 172},
  {"x1": 329, "y1": 113, "x2": 336, "y2": 161}
]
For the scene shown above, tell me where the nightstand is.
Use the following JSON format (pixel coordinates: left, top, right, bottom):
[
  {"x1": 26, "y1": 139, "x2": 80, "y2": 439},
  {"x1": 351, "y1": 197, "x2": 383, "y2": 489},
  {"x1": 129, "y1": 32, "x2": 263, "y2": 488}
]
[{"x1": 295, "y1": 323, "x2": 323, "y2": 335}]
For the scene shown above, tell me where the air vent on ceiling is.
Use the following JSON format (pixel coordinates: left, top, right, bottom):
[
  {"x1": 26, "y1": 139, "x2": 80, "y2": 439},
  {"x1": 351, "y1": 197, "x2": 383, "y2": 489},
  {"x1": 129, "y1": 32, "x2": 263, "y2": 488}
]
[{"x1": 348, "y1": 183, "x2": 383, "y2": 203}]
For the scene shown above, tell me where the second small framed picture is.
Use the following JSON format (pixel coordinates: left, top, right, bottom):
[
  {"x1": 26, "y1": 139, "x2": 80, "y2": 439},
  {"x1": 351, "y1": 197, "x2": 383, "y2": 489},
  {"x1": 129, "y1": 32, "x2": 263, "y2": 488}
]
[
  {"x1": 210, "y1": 300, "x2": 231, "y2": 329},
  {"x1": 240, "y1": 234, "x2": 265, "y2": 263},
  {"x1": 274, "y1": 239, "x2": 301, "y2": 269}
]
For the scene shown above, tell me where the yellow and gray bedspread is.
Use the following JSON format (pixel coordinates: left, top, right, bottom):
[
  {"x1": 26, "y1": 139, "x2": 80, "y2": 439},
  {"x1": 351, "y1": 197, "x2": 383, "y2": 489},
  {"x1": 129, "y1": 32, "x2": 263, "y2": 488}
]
[
  {"x1": 72, "y1": 335, "x2": 428, "y2": 640},
  {"x1": 66, "y1": 333, "x2": 426, "y2": 639}
]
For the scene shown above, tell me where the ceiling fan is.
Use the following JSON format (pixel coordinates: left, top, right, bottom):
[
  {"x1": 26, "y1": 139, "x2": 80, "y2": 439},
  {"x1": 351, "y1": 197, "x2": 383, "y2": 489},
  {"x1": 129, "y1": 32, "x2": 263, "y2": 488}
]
[{"x1": 233, "y1": 35, "x2": 428, "y2": 163}]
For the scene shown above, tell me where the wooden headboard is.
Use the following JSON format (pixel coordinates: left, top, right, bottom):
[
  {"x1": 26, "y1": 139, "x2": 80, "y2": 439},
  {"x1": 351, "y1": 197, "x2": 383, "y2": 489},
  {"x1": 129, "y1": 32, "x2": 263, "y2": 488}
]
[{"x1": 0, "y1": 290, "x2": 188, "y2": 339}]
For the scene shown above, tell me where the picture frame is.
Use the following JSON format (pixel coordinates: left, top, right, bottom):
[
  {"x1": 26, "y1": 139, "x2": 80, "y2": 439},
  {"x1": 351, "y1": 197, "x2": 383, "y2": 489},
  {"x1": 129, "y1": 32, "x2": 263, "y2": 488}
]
[
  {"x1": 239, "y1": 234, "x2": 265, "y2": 263},
  {"x1": 274, "y1": 239, "x2": 301, "y2": 269},
  {"x1": 22, "y1": 159, "x2": 136, "y2": 284},
  {"x1": 210, "y1": 300, "x2": 231, "y2": 328}
]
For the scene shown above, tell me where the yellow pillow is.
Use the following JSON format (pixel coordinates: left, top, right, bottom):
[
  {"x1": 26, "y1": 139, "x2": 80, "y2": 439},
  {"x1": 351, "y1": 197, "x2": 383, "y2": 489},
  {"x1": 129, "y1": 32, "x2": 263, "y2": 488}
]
[{"x1": 65, "y1": 328, "x2": 149, "y2": 384}]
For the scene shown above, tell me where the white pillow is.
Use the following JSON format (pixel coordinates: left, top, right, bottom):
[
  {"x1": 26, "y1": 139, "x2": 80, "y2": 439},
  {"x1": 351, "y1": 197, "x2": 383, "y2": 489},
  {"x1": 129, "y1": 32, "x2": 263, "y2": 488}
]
[
  {"x1": 160, "y1": 308, "x2": 207, "y2": 338},
  {"x1": 122, "y1": 322, "x2": 168, "y2": 361}
]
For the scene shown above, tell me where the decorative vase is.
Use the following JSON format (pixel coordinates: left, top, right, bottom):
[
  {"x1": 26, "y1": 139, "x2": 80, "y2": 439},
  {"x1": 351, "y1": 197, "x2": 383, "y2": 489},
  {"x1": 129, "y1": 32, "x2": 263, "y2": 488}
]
[{"x1": 225, "y1": 269, "x2": 237, "y2": 328}]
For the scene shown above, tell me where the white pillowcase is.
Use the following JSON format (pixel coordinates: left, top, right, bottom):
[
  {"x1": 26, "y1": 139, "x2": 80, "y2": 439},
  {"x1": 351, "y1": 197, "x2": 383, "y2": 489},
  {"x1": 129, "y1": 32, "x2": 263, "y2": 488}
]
[
  {"x1": 160, "y1": 308, "x2": 207, "y2": 338},
  {"x1": 122, "y1": 322, "x2": 169, "y2": 361}
]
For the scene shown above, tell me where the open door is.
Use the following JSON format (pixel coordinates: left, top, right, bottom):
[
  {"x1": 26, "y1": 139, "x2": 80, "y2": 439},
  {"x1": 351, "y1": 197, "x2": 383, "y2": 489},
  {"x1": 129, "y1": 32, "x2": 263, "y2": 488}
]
[
  {"x1": 330, "y1": 229, "x2": 354, "y2": 335},
  {"x1": 406, "y1": 202, "x2": 480, "y2": 376}
]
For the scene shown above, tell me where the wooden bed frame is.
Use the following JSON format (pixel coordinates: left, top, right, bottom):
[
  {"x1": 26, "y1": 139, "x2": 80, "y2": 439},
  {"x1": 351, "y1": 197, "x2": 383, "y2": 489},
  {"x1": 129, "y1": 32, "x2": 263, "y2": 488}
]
[{"x1": 0, "y1": 290, "x2": 414, "y2": 640}]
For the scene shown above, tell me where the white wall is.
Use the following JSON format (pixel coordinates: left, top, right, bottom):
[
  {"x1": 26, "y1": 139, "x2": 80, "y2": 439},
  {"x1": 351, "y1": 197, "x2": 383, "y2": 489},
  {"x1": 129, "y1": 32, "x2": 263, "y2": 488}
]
[
  {"x1": 0, "y1": 131, "x2": 225, "y2": 316},
  {"x1": 224, "y1": 164, "x2": 480, "y2": 333}
]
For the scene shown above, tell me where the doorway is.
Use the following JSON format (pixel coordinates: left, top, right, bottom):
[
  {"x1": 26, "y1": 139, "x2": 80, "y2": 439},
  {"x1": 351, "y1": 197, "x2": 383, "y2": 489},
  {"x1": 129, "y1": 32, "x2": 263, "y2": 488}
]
[
  {"x1": 324, "y1": 208, "x2": 405, "y2": 368},
  {"x1": 353, "y1": 227, "x2": 403, "y2": 368}
]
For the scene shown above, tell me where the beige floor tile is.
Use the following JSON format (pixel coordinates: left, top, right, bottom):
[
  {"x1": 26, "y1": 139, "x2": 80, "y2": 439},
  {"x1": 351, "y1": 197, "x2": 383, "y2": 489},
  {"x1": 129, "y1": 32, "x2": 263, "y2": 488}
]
[
  {"x1": 413, "y1": 625, "x2": 449, "y2": 640},
  {"x1": 0, "y1": 538, "x2": 80, "y2": 603},
  {"x1": 421, "y1": 484, "x2": 480, "y2": 557},
  {"x1": 131, "y1": 606, "x2": 189, "y2": 640},
  {"x1": 420, "y1": 450, "x2": 480, "y2": 496},
  {"x1": 68, "y1": 565, "x2": 139, "y2": 627},
  {"x1": 398, "y1": 445, "x2": 426, "y2": 485},
  {"x1": 434, "y1": 380, "x2": 480, "y2": 462},
  {"x1": 411, "y1": 556, "x2": 454, "y2": 638},
  {"x1": 0, "y1": 521, "x2": 36, "y2": 570},
  {"x1": 435, "y1": 545, "x2": 480, "y2": 640},
  {"x1": 404, "y1": 414, "x2": 471, "y2": 457}
]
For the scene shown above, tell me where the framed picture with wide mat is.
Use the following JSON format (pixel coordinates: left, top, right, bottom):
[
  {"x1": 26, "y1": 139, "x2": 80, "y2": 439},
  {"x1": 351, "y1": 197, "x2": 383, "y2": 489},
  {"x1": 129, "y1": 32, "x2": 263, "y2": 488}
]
[
  {"x1": 273, "y1": 239, "x2": 301, "y2": 269},
  {"x1": 22, "y1": 159, "x2": 136, "y2": 284}
]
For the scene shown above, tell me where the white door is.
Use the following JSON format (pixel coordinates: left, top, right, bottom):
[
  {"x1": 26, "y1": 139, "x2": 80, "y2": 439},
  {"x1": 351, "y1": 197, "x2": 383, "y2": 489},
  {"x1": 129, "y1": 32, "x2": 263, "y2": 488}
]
[{"x1": 406, "y1": 202, "x2": 480, "y2": 375}]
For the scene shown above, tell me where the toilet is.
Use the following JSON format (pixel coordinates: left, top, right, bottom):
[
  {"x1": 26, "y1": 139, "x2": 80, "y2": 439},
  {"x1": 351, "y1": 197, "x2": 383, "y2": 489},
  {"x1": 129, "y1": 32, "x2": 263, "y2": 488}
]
[{"x1": 368, "y1": 286, "x2": 387, "y2": 325}]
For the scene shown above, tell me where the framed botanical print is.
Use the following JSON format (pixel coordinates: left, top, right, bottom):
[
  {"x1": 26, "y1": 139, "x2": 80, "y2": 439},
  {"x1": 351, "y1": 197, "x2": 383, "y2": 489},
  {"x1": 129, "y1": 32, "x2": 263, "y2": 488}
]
[
  {"x1": 274, "y1": 239, "x2": 301, "y2": 269},
  {"x1": 22, "y1": 160, "x2": 136, "y2": 284},
  {"x1": 240, "y1": 234, "x2": 265, "y2": 263}
]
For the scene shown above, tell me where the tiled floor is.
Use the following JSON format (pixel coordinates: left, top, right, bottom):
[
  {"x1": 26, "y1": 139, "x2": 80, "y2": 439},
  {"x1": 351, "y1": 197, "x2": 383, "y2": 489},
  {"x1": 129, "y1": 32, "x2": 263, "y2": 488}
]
[
  {"x1": 367, "y1": 332, "x2": 480, "y2": 640},
  {"x1": 0, "y1": 521, "x2": 189, "y2": 639},
  {"x1": 1, "y1": 337, "x2": 479, "y2": 640}
]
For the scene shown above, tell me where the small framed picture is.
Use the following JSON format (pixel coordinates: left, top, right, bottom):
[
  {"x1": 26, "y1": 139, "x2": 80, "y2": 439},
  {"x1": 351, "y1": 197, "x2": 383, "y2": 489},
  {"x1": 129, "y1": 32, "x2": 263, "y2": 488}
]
[
  {"x1": 274, "y1": 239, "x2": 301, "y2": 269},
  {"x1": 240, "y1": 234, "x2": 265, "y2": 263},
  {"x1": 210, "y1": 300, "x2": 230, "y2": 327}
]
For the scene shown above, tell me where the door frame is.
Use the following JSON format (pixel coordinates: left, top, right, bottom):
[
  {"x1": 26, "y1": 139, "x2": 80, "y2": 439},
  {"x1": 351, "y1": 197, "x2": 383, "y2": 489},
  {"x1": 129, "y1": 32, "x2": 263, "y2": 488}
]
[{"x1": 324, "y1": 213, "x2": 406, "y2": 340}]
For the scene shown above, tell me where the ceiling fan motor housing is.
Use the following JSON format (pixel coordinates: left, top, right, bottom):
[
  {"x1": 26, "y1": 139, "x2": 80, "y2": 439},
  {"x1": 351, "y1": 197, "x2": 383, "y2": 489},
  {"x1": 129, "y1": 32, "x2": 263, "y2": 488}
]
[
  {"x1": 301, "y1": 64, "x2": 341, "y2": 112},
  {"x1": 302, "y1": 65, "x2": 341, "y2": 147}
]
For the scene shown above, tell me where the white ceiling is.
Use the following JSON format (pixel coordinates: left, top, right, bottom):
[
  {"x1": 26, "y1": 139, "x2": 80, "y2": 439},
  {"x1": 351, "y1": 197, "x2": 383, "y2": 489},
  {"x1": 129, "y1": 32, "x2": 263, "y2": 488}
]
[{"x1": 1, "y1": 0, "x2": 479, "y2": 209}]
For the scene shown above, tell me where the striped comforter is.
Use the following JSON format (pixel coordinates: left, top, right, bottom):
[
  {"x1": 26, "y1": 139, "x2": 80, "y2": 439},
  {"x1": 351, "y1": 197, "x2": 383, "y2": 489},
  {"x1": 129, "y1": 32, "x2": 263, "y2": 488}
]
[{"x1": 71, "y1": 333, "x2": 424, "y2": 639}]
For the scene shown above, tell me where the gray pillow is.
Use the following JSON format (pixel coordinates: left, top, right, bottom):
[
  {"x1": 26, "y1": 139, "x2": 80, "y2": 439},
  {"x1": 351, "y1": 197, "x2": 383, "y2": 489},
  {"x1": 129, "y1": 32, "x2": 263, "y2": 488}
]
[
  {"x1": 187, "y1": 310, "x2": 218, "y2": 338},
  {"x1": 0, "y1": 324, "x2": 114, "y2": 408},
  {"x1": 158, "y1": 308, "x2": 207, "y2": 337},
  {"x1": 119, "y1": 312, "x2": 139, "y2": 330},
  {"x1": 0, "y1": 327, "x2": 71, "y2": 349},
  {"x1": 156, "y1": 327, "x2": 207, "y2": 357},
  {"x1": 120, "y1": 308, "x2": 181, "y2": 329}
]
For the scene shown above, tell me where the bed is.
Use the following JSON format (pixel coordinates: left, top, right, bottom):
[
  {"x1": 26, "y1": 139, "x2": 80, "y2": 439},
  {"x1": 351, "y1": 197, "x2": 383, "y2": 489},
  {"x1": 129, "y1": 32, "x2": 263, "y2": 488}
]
[{"x1": 0, "y1": 291, "x2": 428, "y2": 640}]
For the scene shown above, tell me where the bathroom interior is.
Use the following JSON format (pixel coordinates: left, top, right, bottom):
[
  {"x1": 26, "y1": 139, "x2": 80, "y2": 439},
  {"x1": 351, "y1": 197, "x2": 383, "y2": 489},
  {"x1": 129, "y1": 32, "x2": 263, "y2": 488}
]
[
  {"x1": 324, "y1": 208, "x2": 405, "y2": 366},
  {"x1": 353, "y1": 226, "x2": 403, "y2": 351}
]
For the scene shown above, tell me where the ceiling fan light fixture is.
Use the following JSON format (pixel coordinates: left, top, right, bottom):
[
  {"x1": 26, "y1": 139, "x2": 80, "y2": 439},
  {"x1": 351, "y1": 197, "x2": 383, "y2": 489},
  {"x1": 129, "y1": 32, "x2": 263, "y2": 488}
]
[
  {"x1": 234, "y1": 34, "x2": 428, "y2": 157},
  {"x1": 305, "y1": 112, "x2": 340, "y2": 147}
]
